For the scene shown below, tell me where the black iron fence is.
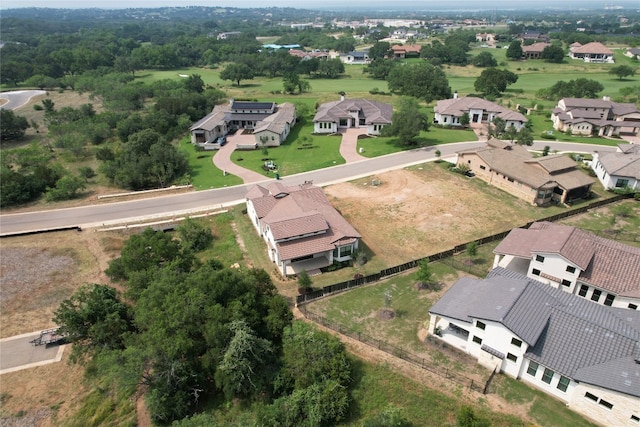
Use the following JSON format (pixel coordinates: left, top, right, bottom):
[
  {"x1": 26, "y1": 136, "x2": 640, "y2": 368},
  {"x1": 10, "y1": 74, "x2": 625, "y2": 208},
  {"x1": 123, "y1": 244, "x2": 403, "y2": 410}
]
[
  {"x1": 296, "y1": 193, "x2": 633, "y2": 306},
  {"x1": 299, "y1": 305, "x2": 487, "y2": 394}
]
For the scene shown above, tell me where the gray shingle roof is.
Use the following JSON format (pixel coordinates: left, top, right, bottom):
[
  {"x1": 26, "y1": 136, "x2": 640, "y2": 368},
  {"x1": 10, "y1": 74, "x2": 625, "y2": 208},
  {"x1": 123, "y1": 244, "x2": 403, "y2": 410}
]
[
  {"x1": 313, "y1": 98, "x2": 393, "y2": 125},
  {"x1": 431, "y1": 267, "x2": 640, "y2": 397},
  {"x1": 597, "y1": 149, "x2": 640, "y2": 180},
  {"x1": 434, "y1": 97, "x2": 527, "y2": 123}
]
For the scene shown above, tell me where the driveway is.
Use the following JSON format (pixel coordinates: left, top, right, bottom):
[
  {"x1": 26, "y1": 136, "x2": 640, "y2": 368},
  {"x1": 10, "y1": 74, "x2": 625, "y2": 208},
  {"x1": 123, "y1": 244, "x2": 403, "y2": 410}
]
[
  {"x1": 339, "y1": 128, "x2": 368, "y2": 162},
  {"x1": 212, "y1": 132, "x2": 270, "y2": 184},
  {"x1": 0, "y1": 90, "x2": 46, "y2": 110},
  {"x1": 0, "y1": 331, "x2": 65, "y2": 374}
]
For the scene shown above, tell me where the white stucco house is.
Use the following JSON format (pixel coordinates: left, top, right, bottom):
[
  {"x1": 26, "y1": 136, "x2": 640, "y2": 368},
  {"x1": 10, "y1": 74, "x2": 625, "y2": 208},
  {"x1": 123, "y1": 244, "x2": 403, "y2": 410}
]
[
  {"x1": 493, "y1": 221, "x2": 640, "y2": 310},
  {"x1": 190, "y1": 100, "x2": 296, "y2": 149},
  {"x1": 433, "y1": 95, "x2": 528, "y2": 130},
  {"x1": 313, "y1": 96, "x2": 393, "y2": 135},
  {"x1": 551, "y1": 97, "x2": 640, "y2": 137},
  {"x1": 569, "y1": 42, "x2": 614, "y2": 63},
  {"x1": 591, "y1": 144, "x2": 640, "y2": 191},
  {"x1": 245, "y1": 182, "x2": 361, "y2": 277},
  {"x1": 428, "y1": 267, "x2": 640, "y2": 427}
]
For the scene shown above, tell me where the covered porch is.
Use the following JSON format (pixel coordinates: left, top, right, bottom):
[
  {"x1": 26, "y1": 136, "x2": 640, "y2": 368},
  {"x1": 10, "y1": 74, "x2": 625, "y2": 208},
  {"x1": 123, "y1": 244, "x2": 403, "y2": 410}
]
[{"x1": 284, "y1": 255, "x2": 331, "y2": 276}]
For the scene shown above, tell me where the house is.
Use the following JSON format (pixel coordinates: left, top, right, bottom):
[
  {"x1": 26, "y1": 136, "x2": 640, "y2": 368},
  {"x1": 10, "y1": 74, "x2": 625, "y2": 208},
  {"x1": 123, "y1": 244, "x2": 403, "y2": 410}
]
[
  {"x1": 390, "y1": 27, "x2": 408, "y2": 39},
  {"x1": 245, "y1": 182, "x2": 361, "y2": 277},
  {"x1": 288, "y1": 49, "x2": 330, "y2": 61},
  {"x1": 217, "y1": 31, "x2": 241, "y2": 40},
  {"x1": 433, "y1": 95, "x2": 528, "y2": 130},
  {"x1": 390, "y1": 44, "x2": 421, "y2": 59},
  {"x1": 339, "y1": 51, "x2": 370, "y2": 64},
  {"x1": 493, "y1": 221, "x2": 640, "y2": 310},
  {"x1": 591, "y1": 144, "x2": 640, "y2": 191},
  {"x1": 520, "y1": 30, "x2": 549, "y2": 43},
  {"x1": 551, "y1": 97, "x2": 640, "y2": 137},
  {"x1": 476, "y1": 33, "x2": 496, "y2": 43},
  {"x1": 428, "y1": 267, "x2": 640, "y2": 427},
  {"x1": 522, "y1": 42, "x2": 550, "y2": 59},
  {"x1": 569, "y1": 42, "x2": 614, "y2": 63},
  {"x1": 190, "y1": 100, "x2": 296, "y2": 149},
  {"x1": 313, "y1": 95, "x2": 393, "y2": 135},
  {"x1": 457, "y1": 139, "x2": 594, "y2": 205},
  {"x1": 624, "y1": 48, "x2": 640, "y2": 59}
]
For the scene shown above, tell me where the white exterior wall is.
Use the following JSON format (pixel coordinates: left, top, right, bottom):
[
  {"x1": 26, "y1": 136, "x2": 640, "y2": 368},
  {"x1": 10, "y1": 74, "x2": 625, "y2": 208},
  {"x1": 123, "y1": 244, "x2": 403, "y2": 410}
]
[
  {"x1": 465, "y1": 320, "x2": 528, "y2": 376},
  {"x1": 246, "y1": 200, "x2": 262, "y2": 234},
  {"x1": 591, "y1": 154, "x2": 640, "y2": 190},
  {"x1": 569, "y1": 383, "x2": 640, "y2": 427},
  {"x1": 528, "y1": 252, "x2": 581, "y2": 293},
  {"x1": 367, "y1": 124, "x2": 385, "y2": 135},
  {"x1": 314, "y1": 121, "x2": 337, "y2": 134},
  {"x1": 520, "y1": 359, "x2": 577, "y2": 402},
  {"x1": 612, "y1": 296, "x2": 640, "y2": 310},
  {"x1": 505, "y1": 120, "x2": 526, "y2": 131}
]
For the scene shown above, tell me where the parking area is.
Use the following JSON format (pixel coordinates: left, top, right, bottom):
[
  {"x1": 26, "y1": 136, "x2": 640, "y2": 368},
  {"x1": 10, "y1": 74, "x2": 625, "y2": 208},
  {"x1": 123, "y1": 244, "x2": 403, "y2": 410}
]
[{"x1": 0, "y1": 331, "x2": 66, "y2": 375}]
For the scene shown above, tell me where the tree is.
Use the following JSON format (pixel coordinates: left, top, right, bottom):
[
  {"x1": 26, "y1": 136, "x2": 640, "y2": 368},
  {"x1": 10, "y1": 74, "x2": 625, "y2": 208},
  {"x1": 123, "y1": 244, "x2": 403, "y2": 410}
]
[
  {"x1": 52, "y1": 284, "x2": 134, "y2": 363},
  {"x1": 537, "y1": 78, "x2": 604, "y2": 100},
  {"x1": 460, "y1": 112, "x2": 470, "y2": 127},
  {"x1": 415, "y1": 258, "x2": 433, "y2": 286},
  {"x1": 220, "y1": 63, "x2": 254, "y2": 86},
  {"x1": 387, "y1": 62, "x2": 451, "y2": 102},
  {"x1": 515, "y1": 126, "x2": 534, "y2": 146},
  {"x1": 381, "y1": 97, "x2": 429, "y2": 146},
  {"x1": 317, "y1": 58, "x2": 345, "y2": 79},
  {"x1": 0, "y1": 109, "x2": 29, "y2": 141},
  {"x1": 541, "y1": 45, "x2": 565, "y2": 63},
  {"x1": 466, "y1": 241, "x2": 478, "y2": 259},
  {"x1": 176, "y1": 217, "x2": 213, "y2": 252},
  {"x1": 297, "y1": 270, "x2": 313, "y2": 292},
  {"x1": 45, "y1": 174, "x2": 86, "y2": 201},
  {"x1": 609, "y1": 65, "x2": 636, "y2": 80},
  {"x1": 506, "y1": 40, "x2": 523, "y2": 60},
  {"x1": 184, "y1": 74, "x2": 205, "y2": 93},
  {"x1": 364, "y1": 58, "x2": 396, "y2": 80},
  {"x1": 471, "y1": 51, "x2": 497, "y2": 67},
  {"x1": 474, "y1": 68, "x2": 518, "y2": 97},
  {"x1": 368, "y1": 41, "x2": 392, "y2": 60},
  {"x1": 457, "y1": 406, "x2": 491, "y2": 427}
]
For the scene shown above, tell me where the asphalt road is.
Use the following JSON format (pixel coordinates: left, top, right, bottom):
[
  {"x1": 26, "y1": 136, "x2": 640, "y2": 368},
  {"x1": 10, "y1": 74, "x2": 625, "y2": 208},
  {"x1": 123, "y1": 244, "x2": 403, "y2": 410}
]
[
  {"x1": 0, "y1": 141, "x2": 617, "y2": 236},
  {"x1": 0, "y1": 90, "x2": 47, "y2": 110}
]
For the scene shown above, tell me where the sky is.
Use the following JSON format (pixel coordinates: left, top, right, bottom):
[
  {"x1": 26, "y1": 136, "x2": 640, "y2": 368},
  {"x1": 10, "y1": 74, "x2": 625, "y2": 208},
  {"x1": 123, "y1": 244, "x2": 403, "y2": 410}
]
[{"x1": 1, "y1": 0, "x2": 639, "y2": 10}]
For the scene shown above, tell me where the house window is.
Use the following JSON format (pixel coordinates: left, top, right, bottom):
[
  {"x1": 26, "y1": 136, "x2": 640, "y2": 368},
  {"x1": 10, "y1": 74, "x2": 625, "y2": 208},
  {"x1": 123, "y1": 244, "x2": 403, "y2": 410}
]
[
  {"x1": 585, "y1": 392, "x2": 598, "y2": 402},
  {"x1": 535, "y1": 255, "x2": 545, "y2": 263},
  {"x1": 615, "y1": 178, "x2": 629, "y2": 188},
  {"x1": 631, "y1": 415, "x2": 640, "y2": 423},
  {"x1": 591, "y1": 289, "x2": 602, "y2": 302},
  {"x1": 480, "y1": 165, "x2": 486, "y2": 170},
  {"x1": 561, "y1": 279, "x2": 571, "y2": 287},
  {"x1": 566, "y1": 265, "x2": 576, "y2": 273},
  {"x1": 542, "y1": 368, "x2": 554, "y2": 384},
  {"x1": 557, "y1": 376, "x2": 570, "y2": 392},
  {"x1": 532, "y1": 269, "x2": 541, "y2": 276},
  {"x1": 599, "y1": 399, "x2": 613, "y2": 410},
  {"x1": 472, "y1": 335, "x2": 482, "y2": 345},
  {"x1": 506, "y1": 353, "x2": 517, "y2": 362},
  {"x1": 527, "y1": 361, "x2": 539, "y2": 376},
  {"x1": 604, "y1": 294, "x2": 615, "y2": 306},
  {"x1": 578, "y1": 285, "x2": 589, "y2": 297},
  {"x1": 629, "y1": 304, "x2": 638, "y2": 310},
  {"x1": 476, "y1": 321, "x2": 486, "y2": 330},
  {"x1": 511, "y1": 338, "x2": 522, "y2": 348}
]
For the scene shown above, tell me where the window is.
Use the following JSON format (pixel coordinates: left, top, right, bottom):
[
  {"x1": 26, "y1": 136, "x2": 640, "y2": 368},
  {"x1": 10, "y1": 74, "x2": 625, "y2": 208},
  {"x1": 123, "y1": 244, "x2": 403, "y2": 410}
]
[
  {"x1": 527, "y1": 361, "x2": 539, "y2": 376},
  {"x1": 631, "y1": 415, "x2": 640, "y2": 424},
  {"x1": 542, "y1": 368, "x2": 554, "y2": 384},
  {"x1": 472, "y1": 336, "x2": 482, "y2": 345},
  {"x1": 578, "y1": 285, "x2": 589, "y2": 297},
  {"x1": 532, "y1": 269, "x2": 541, "y2": 276},
  {"x1": 557, "y1": 376, "x2": 570, "y2": 392},
  {"x1": 480, "y1": 165, "x2": 486, "y2": 170},
  {"x1": 591, "y1": 289, "x2": 602, "y2": 302},
  {"x1": 585, "y1": 392, "x2": 598, "y2": 402},
  {"x1": 604, "y1": 294, "x2": 615, "y2": 306},
  {"x1": 476, "y1": 321, "x2": 486, "y2": 330},
  {"x1": 506, "y1": 353, "x2": 517, "y2": 362},
  {"x1": 561, "y1": 279, "x2": 571, "y2": 287},
  {"x1": 599, "y1": 399, "x2": 613, "y2": 410},
  {"x1": 566, "y1": 265, "x2": 576, "y2": 273},
  {"x1": 629, "y1": 303, "x2": 638, "y2": 310},
  {"x1": 535, "y1": 255, "x2": 545, "y2": 263},
  {"x1": 615, "y1": 178, "x2": 629, "y2": 188},
  {"x1": 511, "y1": 338, "x2": 522, "y2": 348}
]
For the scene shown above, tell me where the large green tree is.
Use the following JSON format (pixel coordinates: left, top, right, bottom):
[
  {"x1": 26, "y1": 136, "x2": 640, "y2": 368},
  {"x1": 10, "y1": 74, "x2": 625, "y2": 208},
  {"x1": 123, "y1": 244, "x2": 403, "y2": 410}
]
[
  {"x1": 609, "y1": 65, "x2": 636, "y2": 80},
  {"x1": 387, "y1": 62, "x2": 451, "y2": 102},
  {"x1": 506, "y1": 40, "x2": 523, "y2": 60},
  {"x1": 0, "y1": 109, "x2": 30, "y2": 141},
  {"x1": 541, "y1": 45, "x2": 565, "y2": 63},
  {"x1": 220, "y1": 63, "x2": 254, "y2": 86},
  {"x1": 474, "y1": 68, "x2": 518, "y2": 97},
  {"x1": 381, "y1": 97, "x2": 430, "y2": 146}
]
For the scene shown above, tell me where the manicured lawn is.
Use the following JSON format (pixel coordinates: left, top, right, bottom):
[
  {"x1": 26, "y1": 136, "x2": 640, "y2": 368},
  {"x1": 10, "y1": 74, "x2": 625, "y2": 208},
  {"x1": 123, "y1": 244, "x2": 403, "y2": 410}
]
[
  {"x1": 358, "y1": 127, "x2": 477, "y2": 158},
  {"x1": 177, "y1": 136, "x2": 243, "y2": 190}
]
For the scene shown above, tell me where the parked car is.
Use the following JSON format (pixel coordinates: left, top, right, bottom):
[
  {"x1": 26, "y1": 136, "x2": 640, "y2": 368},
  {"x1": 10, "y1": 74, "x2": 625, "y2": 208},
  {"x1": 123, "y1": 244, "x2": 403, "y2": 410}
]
[
  {"x1": 217, "y1": 136, "x2": 227, "y2": 146},
  {"x1": 465, "y1": 170, "x2": 475, "y2": 177}
]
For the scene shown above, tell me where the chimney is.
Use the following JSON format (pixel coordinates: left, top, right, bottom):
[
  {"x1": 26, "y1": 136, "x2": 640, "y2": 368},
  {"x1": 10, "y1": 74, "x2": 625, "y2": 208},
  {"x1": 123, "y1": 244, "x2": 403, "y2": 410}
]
[
  {"x1": 339, "y1": 91, "x2": 345, "y2": 101},
  {"x1": 453, "y1": 90, "x2": 458, "y2": 99},
  {"x1": 603, "y1": 95, "x2": 611, "y2": 102}
]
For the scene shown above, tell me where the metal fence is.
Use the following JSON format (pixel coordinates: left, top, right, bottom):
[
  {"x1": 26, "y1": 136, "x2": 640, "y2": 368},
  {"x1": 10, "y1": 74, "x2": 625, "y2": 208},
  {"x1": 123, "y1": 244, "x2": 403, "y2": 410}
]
[
  {"x1": 296, "y1": 193, "x2": 633, "y2": 306},
  {"x1": 299, "y1": 306, "x2": 487, "y2": 394}
]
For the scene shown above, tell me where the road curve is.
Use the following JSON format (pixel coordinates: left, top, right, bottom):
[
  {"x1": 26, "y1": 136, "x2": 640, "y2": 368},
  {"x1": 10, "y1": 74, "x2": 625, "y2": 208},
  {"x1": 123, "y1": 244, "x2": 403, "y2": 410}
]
[
  {"x1": 0, "y1": 90, "x2": 47, "y2": 110},
  {"x1": 0, "y1": 141, "x2": 617, "y2": 236}
]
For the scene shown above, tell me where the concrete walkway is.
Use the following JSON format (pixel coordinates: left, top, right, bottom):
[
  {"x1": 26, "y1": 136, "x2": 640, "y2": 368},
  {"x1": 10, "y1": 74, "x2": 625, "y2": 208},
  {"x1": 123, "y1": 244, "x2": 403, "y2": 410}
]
[{"x1": 212, "y1": 128, "x2": 370, "y2": 185}]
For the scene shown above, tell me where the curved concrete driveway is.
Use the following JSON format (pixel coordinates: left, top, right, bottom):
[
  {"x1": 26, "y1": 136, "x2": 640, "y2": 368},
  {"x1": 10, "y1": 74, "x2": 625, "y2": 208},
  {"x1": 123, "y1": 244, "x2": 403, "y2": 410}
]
[
  {"x1": 212, "y1": 134, "x2": 270, "y2": 184},
  {"x1": 0, "y1": 90, "x2": 46, "y2": 110},
  {"x1": 339, "y1": 128, "x2": 368, "y2": 162}
]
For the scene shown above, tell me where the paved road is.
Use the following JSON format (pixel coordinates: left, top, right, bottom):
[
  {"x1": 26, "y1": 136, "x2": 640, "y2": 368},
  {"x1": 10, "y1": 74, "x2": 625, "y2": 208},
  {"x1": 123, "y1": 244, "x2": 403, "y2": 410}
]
[
  {"x1": 0, "y1": 141, "x2": 617, "y2": 236},
  {"x1": 0, "y1": 90, "x2": 46, "y2": 110}
]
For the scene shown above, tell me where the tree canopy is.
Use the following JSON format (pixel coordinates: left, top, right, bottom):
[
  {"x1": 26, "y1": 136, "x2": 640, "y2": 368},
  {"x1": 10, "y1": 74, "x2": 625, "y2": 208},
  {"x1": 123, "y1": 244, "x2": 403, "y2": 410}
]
[
  {"x1": 537, "y1": 78, "x2": 604, "y2": 100},
  {"x1": 0, "y1": 109, "x2": 30, "y2": 141},
  {"x1": 609, "y1": 65, "x2": 636, "y2": 80},
  {"x1": 541, "y1": 45, "x2": 565, "y2": 63},
  {"x1": 220, "y1": 62, "x2": 254, "y2": 86},
  {"x1": 506, "y1": 40, "x2": 523, "y2": 60},
  {"x1": 381, "y1": 96, "x2": 430, "y2": 146},
  {"x1": 474, "y1": 68, "x2": 518, "y2": 97},
  {"x1": 387, "y1": 62, "x2": 451, "y2": 102}
]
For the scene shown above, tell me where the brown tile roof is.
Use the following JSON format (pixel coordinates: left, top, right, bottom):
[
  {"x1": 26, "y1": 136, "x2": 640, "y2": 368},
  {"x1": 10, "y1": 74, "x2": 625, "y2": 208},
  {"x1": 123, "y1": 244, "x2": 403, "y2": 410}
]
[
  {"x1": 246, "y1": 183, "x2": 361, "y2": 261},
  {"x1": 434, "y1": 97, "x2": 527, "y2": 123},
  {"x1": 313, "y1": 98, "x2": 393, "y2": 125},
  {"x1": 522, "y1": 42, "x2": 550, "y2": 53},
  {"x1": 571, "y1": 42, "x2": 613, "y2": 55},
  {"x1": 495, "y1": 222, "x2": 640, "y2": 296}
]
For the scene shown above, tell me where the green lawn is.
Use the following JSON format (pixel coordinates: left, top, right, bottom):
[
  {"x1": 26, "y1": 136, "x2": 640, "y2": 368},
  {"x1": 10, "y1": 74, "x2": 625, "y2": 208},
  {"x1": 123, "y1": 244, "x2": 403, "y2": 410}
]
[{"x1": 177, "y1": 135, "x2": 243, "y2": 190}]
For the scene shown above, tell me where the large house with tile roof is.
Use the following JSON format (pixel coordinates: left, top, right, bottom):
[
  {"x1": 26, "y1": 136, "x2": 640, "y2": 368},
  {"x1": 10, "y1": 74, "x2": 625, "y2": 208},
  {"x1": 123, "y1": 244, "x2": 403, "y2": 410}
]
[
  {"x1": 569, "y1": 42, "x2": 614, "y2": 63},
  {"x1": 245, "y1": 182, "x2": 361, "y2": 277},
  {"x1": 433, "y1": 95, "x2": 527, "y2": 130},
  {"x1": 522, "y1": 42, "x2": 551, "y2": 59},
  {"x1": 190, "y1": 100, "x2": 296, "y2": 149},
  {"x1": 313, "y1": 96, "x2": 393, "y2": 135},
  {"x1": 457, "y1": 139, "x2": 594, "y2": 205},
  {"x1": 428, "y1": 267, "x2": 640, "y2": 426},
  {"x1": 492, "y1": 221, "x2": 640, "y2": 310},
  {"x1": 551, "y1": 97, "x2": 640, "y2": 137},
  {"x1": 591, "y1": 144, "x2": 640, "y2": 191}
]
